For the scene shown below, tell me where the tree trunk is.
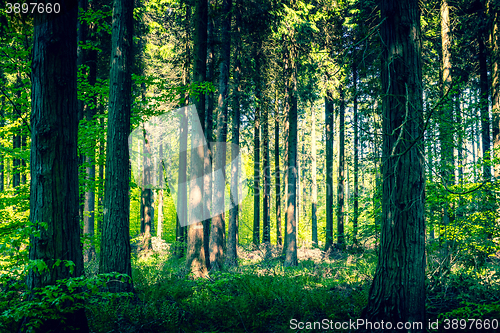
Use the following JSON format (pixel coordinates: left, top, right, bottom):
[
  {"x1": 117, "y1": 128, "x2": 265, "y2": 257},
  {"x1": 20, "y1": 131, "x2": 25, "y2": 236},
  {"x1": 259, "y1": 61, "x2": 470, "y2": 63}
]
[
  {"x1": 493, "y1": 1, "x2": 500, "y2": 179},
  {"x1": 359, "y1": 0, "x2": 425, "y2": 330},
  {"x1": 325, "y1": 91, "x2": 334, "y2": 252},
  {"x1": 311, "y1": 104, "x2": 318, "y2": 246},
  {"x1": 337, "y1": 83, "x2": 345, "y2": 249},
  {"x1": 479, "y1": 28, "x2": 491, "y2": 181},
  {"x1": 275, "y1": 91, "x2": 282, "y2": 247},
  {"x1": 99, "y1": 0, "x2": 134, "y2": 293},
  {"x1": 284, "y1": 44, "x2": 298, "y2": 267},
  {"x1": 253, "y1": 76, "x2": 261, "y2": 247},
  {"x1": 353, "y1": 65, "x2": 359, "y2": 244},
  {"x1": 140, "y1": 129, "x2": 153, "y2": 252},
  {"x1": 227, "y1": 0, "x2": 241, "y2": 266},
  {"x1": 176, "y1": 106, "x2": 188, "y2": 257},
  {"x1": 27, "y1": 1, "x2": 89, "y2": 330},
  {"x1": 186, "y1": 0, "x2": 208, "y2": 278},
  {"x1": 210, "y1": 0, "x2": 231, "y2": 270},
  {"x1": 263, "y1": 100, "x2": 271, "y2": 244}
]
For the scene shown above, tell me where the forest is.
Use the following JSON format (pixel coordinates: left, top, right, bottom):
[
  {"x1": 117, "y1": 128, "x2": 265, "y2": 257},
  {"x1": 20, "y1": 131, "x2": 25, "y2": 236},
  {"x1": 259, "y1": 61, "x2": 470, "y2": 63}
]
[{"x1": 1, "y1": 0, "x2": 500, "y2": 332}]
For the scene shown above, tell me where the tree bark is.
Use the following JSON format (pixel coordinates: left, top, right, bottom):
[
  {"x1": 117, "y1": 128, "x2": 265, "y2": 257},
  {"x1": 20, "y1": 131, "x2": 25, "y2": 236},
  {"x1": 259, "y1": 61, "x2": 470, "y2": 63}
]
[
  {"x1": 27, "y1": 1, "x2": 89, "y2": 330},
  {"x1": 99, "y1": 0, "x2": 134, "y2": 293},
  {"x1": 253, "y1": 74, "x2": 261, "y2": 247},
  {"x1": 493, "y1": 0, "x2": 500, "y2": 179},
  {"x1": 140, "y1": 129, "x2": 153, "y2": 252},
  {"x1": 337, "y1": 83, "x2": 345, "y2": 249},
  {"x1": 311, "y1": 104, "x2": 318, "y2": 246},
  {"x1": 479, "y1": 26, "x2": 491, "y2": 181},
  {"x1": 325, "y1": 92, "x2": 334, "y2": 252},
  {"x1": 263, "y1": 99, "x2": 271, "y2": 244},
  {"x1": 353, "y1": 65, "x2": 359, "y2": 244},
  {"x1": 186, "y1": 0, "x2": 208, "y2": 278},
  {"x1": 275, "y1": 91, "x2": 282, "y2": 247},
  {"x1": 284, "y1": 44, "x2": 298, "y2": 267},
  {"x1": 210, "y1": 0, "x2": 231, "y2": 270},
  {"x1": 227, "y1": 0, "x2": 241, "y2": 266},
  {"x1": 359, "y1": 0, "x2": 425, "y2": 330}
]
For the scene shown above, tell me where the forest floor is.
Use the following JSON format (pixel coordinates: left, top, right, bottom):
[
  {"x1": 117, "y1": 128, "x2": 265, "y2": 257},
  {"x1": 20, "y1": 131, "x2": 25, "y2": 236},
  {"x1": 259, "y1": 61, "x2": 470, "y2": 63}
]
[{"x1": 81, "y1": 239, "x2": 500, "y2": 333}]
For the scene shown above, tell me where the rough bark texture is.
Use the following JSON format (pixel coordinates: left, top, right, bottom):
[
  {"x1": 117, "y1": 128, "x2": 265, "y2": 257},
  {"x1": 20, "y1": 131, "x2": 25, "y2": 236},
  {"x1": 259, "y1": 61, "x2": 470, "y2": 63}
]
[
  {"x1": 175, "y1": 106, "x2": 188, "y2": 257},
  {"x1": 337, "y1": 84, "x2": 345, "y2": 249},
  {"x1": 359, "y1": 0, "x2": 426, "y2": 330},
  {"x1": 209, "y1": 0, "x2": 231, "y2": 270},
  {"x1": 28, "y1": 1, "x2": 89, "y2": 330},
  {"x1": 325, "y1": 92, "x2": 334, "y2": 252},
  {"x1": 99, "y1": 0, "x2": 134, "y2": 293},
  {"x1": 186, "y1": 0, "x2": 208, "y2": 278}
]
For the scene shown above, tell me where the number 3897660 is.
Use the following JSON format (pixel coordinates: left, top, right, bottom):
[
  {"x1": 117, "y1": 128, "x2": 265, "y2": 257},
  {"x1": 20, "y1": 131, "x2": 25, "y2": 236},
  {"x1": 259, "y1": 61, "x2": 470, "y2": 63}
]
[{"x1": 6, "y1": 3, "x2": 61, "y2": 14}]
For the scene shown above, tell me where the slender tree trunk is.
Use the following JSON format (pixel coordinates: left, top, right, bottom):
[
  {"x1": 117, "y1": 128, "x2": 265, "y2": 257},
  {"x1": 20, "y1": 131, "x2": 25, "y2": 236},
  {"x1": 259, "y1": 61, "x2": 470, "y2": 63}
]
[
  {"x1": 493, "y1": 1, "x2": 500, "y2": 179},
  {"x1": 140, "y1": 129, "x2": 153, "y2": 252},
  {"x1": 27, "y1": 1, "x2": 89, "y2": 330},
  {"x1": 284, "y1": 43, "x2": 298, "y2": 267},
  {"x1": 353, "y1": 65, "x2": 359, "y2": 244},
  {"x1": 325, "y1": 91, "x2": 334, "y2": 252},
  {"x1": 227, "y1": 0, "x2": 241, "y2": 266},
  {"x1": 253, "y1": 74, "x2": 261, "y2": 247},
  {"x1": 311, "y1": 104, "x2": 318, "y2": 246},
  {"x1": 176, "y1": 106, "x2": 188, "y2": 257},
  {"x1": 186, "y1": 0, "x2": 209, "y2": 278},
  {"x1": 337, "y1": 83, "x2": 345, "y2": 249},
  {"x1": 157, "y1": 144, "x2": 164, "y2": 239},
  {"x1": 359, "y1": 0, "x2": 425, "y2": 329},
  {"x1": 263, "y1": 100, "x2": 271, "y2": 244},
  {"x1": 479, "y1": 29, "x2": 491, "y2": 181},
  {"x1": 275, "y1": 91, "x2": 282, "y2": 247},
  {"x1": 99, "y1": 0, "x2": 134, "y2": 293}
]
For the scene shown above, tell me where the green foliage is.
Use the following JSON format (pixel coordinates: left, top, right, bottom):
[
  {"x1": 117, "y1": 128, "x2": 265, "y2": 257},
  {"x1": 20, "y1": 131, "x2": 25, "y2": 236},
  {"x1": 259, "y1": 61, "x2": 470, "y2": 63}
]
[{"x1": 0, "y1": 270, "x2": 132, "y2": 332}]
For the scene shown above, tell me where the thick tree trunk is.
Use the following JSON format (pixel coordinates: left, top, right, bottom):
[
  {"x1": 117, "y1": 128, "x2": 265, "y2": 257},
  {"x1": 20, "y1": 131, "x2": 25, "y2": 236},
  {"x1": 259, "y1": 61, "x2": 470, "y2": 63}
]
[
  {"x1": 325, "y1": 92, "x2": 334, "y2": 252},
  {"x1": 176, "y1": 106, "x2": 188, "y2": 257},
  {"x1": 99, "y1": 0, "x2": 134, "y2": 293},
  {"x1": 359, "y1": 0, "x2": 425, "y2": 330},
  {"x1": 27, "y1": 1, "x2": 89, "y2": 330},
  {"x1": 337, "y1": 84, "x2": 345, "y2": 249},
  {"x1": 210, "y1": 0, "x2": 231, "y2": 270},
  {"x1": 186, "y1": 0, "x2": 208, "y2": 278}
]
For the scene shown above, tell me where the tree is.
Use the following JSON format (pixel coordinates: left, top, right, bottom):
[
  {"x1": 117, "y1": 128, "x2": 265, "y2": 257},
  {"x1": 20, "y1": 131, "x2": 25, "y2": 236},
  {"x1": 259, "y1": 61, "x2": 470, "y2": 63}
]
[
  {"x1": 253, "y1": 71, "x2": 261, "y2": 247},
  {"x1": 210, "y1": 0, "x2": 232, "y2": 270},
  {"x1": 186, "y1": 0, "x2": 209, "y2": 278},
  {"x1": 492, "y1": 0, "x2": 500, "y2": 179},
  {"x1": 99, "y1": 0, "x2": 134, "y2": 293},
  {"x1": 275, "y1": 92, "x2": 283, "y2": 247},
  {"x1": 359, "y1": 0, "x2": 426, "y2": 329},
  {"x1": 325, "y1": 91, "x2": 334, "y2": 252},
  {"x1": 227, "y1": 0, "x2": 242, "y2": 266},
  {"x1": 284, "y1": 39, "x2": 298, "y2": 267},
  {"x1": 140, "y1": 128, "x2": 154, "y2": 252},
  {"x1": 311, "y1": 103, "x2": 318, "y2": 246},
  {"x1": 352, "y1": 64, "x2": 359, "y2": 243},
  {"x1": 263, "y1": 98, "x2": 271, "y2": 244},
  {"x1": 27, "y1": 0, "x2": 89, "y2": 330},
  {"x1": 337, "y1": 83, "x2": 345, "y2": 249}
]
